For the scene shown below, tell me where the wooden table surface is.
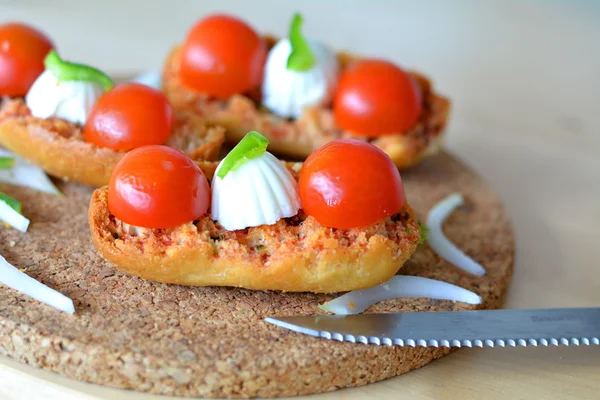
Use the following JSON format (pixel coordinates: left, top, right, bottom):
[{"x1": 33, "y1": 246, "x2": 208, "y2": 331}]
[{"x1": 1, "y1": 1, "x2": 599, "y2": 399}]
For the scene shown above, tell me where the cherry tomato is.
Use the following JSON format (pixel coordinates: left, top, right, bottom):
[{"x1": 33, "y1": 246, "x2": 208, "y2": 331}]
[
  {"x1": 85, "y1": 83, "x2": 174, "y2": 151},
  {"x1": 299, "y1": 139, "x2": 405, "y2": 229},
  {"x1": 179, "y1": 14, "x2": 267, "y2": 99},
  {"x1": 108, "y1": 145, "x2": 210, "y2": 229},
  {"x1": 333, "y1": 59, "x2": 422, "y2": 137},
  {"x1": 0, "y1": 22, "x2": 54, "y2": 97}
]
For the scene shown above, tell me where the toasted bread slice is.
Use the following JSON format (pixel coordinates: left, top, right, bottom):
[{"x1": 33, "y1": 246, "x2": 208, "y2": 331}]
[
  {"x1": 89, "y1": 162, "x2": 421, "y2": 293},
  {"x1": 162, "y1": 36, "x2": 451, "y2": 169},
  {"x1": 0, "y1": 98, "x2": 225, "y2": 187}
]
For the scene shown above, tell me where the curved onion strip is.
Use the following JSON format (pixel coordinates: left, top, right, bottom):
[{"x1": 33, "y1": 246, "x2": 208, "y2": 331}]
[
  {"x1": 0, "y1": 254, "x2": 74, "y2": 314},
  {"x1": 0, "y1": 149, "x2": 61, "y2": 195},
  {"x1": 427, "y1": 193, "x2": 487, "y2": 276},
  {"x1": 130, "y1": 69, "x2": 161, "y2": 90},
  {"x1": 0, "y1": 200, "x2": 29, "y2": 232},
  {"x1": 319, "y1": 276, "x2": 481, "y2": 315}
]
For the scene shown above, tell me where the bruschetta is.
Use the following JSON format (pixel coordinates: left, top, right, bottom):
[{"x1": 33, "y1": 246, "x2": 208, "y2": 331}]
[
  {"x1": 162, "y1": 14, "x2": 450, "y2": 169},
  {"x1": 0, "y1": 49, "x2": 224, "y2": 187},
  {"x1": 89, "y1": 132, "x2": 421, "y2": 293}
]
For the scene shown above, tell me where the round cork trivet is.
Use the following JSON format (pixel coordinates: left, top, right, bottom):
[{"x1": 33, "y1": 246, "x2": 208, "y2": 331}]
[{"x1": 0, "y1": 151, "x2": 514, "y2": 398}]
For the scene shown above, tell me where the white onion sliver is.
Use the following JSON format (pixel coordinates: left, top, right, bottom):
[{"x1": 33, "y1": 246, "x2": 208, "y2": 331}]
[
  {"x1": 319, "y1": 275, "x2": 481, "y2": 315},
  {"x1": 0, "y1": 200, "x2": 29, "y2": 232},
  {"x1": 426, "y1": 193, "x2": 487, "y2": 276},
  {"x1": 130, "y1": 69, "x2": 162, "y2": 90},
  {"x1": 0, "y1": 254, "x2": 74, "y2": 314},
  {"x1": 0, "y1": 149, "x2": 61, "y2": 195}
]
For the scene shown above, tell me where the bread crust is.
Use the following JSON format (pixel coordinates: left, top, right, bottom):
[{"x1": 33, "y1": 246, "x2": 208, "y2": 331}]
[
  {"x1": 0, "y1": 98, "x2": 225, "y2": 187},
  {"x1": 162, "y1": 36, "x2": 451, "y2": 169},
  {"x1": 88, "y1": 163, "x2": 421, "y2": 293}
]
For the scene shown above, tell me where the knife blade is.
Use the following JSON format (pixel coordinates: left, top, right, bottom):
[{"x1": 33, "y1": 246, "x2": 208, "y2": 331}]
[{"x1": 264, "y1": 307, "x2": 600, "y2": 348}]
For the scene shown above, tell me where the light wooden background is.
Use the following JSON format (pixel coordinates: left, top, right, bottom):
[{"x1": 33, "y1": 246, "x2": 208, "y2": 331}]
[{"x1": 0, "y1": 1, "x2": 599, "y2": 399}]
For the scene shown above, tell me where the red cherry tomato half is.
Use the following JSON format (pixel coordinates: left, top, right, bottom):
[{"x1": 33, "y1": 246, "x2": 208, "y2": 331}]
[
  {"x1": 85, "y1": 83, "x2": 174, "y2": 151},
  {"x1": 333, "y1": 59, "x2": 422, "y2": 137},
  {"x1": 299, "y1": 139, "x2": 405, "y2": 229},
  {"x1": 0, "y1": 22, "x2": 54, "y2": 97},
  {"x1": 108, "y1": 146, "x2": 210, "y2": 229},
  {"x1": 179, "y1": 14, "x2": 267, "y2": 99}
]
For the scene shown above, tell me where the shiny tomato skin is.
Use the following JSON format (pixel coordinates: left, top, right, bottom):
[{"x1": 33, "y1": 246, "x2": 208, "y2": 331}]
[
  {"x1": 179, "y1": 14, "x2": 267, "y2": 99},
  {"x1": 299, "y1": 139, "x2": 406, "y2": 229},
  {"x1": 108, "y1": 146, "x2": 210, "y2": 229},
  {"x1": 0, "y1": 22, "x2": 54, "y2": 97},
  {"x1": 84, "y1": 83, "x2": 174, "y2": 151},
  {"x1": 333, "y1": 59, "x2": 422, "y2": 137}
]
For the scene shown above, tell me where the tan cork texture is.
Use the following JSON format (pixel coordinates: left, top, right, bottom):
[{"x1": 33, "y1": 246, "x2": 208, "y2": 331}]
[{"x1": 0, "y1": 151, "x2": 514, "y2": 398}]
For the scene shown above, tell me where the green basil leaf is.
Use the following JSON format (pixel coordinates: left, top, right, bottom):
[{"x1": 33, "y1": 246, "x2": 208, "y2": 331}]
[
  {"x1": 286, "y1": 13, "x2": 315, "y2": 72},
  {"x1": 217, "y1": 131, "x2": 270, "y2": 179},
  {"x1": 44, "y1": 50, "x2": 114, "y2": 91}
]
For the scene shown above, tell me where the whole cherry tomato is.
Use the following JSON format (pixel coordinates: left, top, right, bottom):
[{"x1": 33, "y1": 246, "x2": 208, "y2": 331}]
[
  {"x1": 299, "y1": 139, "x2": 405, "y2": 229},
  {"x1": 179, "y1": 14, "x2": 267, "y2": 99},
  {"x1": 84, "y1": 83, "x2": 174, "y2": 151},
  {"x1": 108, "y1": 146, "x2": 210, "y2": 229},
  {"x1": 333, "y1": 59, "x2": 422, "y2": 137},
  {"x1": 0, "y1": 22, "x2": 54, "y2": 97}
]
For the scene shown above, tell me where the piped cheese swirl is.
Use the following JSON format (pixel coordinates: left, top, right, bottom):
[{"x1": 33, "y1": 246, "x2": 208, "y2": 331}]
[
  {"x1": 262, "y1": 38, "x2": 339, "y2": 119},
  {"x1": 26, "y1": 69, "x2": 105, "y2": 125},
  {"x1": 211, "y1": 152, "x2": 301, "y2": 231}
]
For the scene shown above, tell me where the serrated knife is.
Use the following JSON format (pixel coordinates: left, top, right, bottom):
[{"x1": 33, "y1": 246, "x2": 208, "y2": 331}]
[{"x1": 264, "y1": 307, "x2": 600, "y2": 348}]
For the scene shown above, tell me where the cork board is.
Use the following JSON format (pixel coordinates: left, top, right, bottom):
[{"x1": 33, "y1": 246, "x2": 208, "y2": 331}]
[{"x1": 0, "y1": 151, "x2": 514, "y2": 398}]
